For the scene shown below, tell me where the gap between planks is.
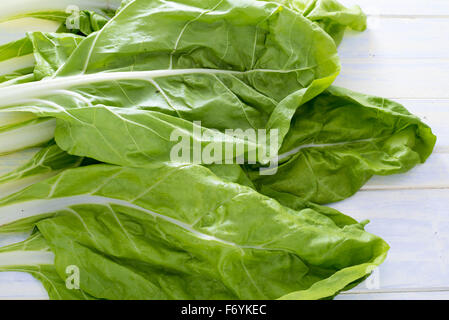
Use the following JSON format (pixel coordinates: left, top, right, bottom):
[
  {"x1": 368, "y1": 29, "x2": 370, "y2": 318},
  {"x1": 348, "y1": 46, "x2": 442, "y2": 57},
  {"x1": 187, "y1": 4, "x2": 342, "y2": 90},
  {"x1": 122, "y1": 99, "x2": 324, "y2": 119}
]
[
  {"x1": 343, "y1": 287, "x2": 449, "y2": 295},
  {"x1": 339, "y1": 0, "x2": 449, "y2": 17},
  {"x1": 361, "y1": 186, "x2": 449, "y2": 192},
  {"x1": 366, "y1": 15, "x2": 449, "y2": 19}
]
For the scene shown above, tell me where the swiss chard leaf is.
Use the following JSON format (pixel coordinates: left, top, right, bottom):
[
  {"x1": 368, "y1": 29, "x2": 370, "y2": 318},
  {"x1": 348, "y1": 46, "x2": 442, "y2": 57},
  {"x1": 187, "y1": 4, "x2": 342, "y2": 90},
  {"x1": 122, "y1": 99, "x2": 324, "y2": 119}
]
[
  {"x1": 0, "y1": 163, "x2": 388, "y2": 300},
  {"x1": 0, "y1": 32, "x2": 89, "y2": 155},
  {"x1": 247, "y1": 86, "x2": 436, "y2": 204},
  {"x1": 273, "y1": 0, "x2": 367, "y2": 45},
  {"x1": 28, "y1": 32, "x2": 84, "y2": 80},
  {"x1": 0, "y1": 0, "x2": 341, "y2": 165},
  {"x1": 0, "y1": 232, "x2": 92, "y2": 299},
  {"x1": 0, "y1": 143, "x2": 82, "y2": 198},
  {"x1": 0, "y1": 0, "x2": 121, "y2": 23},
  {"x1": 59, "y1": 10, "x2": 115, "y2": 36},
  {"x1": 0, "y1": 0, "x2": 437, "y2": 301},
  {"x1": 0, "y1": 38, "x2": 35, "y2": 85}
]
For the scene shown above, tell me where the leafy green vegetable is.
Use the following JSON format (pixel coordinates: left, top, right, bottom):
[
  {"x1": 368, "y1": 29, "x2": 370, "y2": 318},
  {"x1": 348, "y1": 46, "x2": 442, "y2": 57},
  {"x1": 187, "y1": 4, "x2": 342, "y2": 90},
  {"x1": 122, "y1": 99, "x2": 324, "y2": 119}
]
[
  {"x1": 0, "y1": 38, "x2": 33, "y2": 64},
  {"x1": 0, "y1": 143, "x2": 82, "y2": 197},
  {"x1": 0, "y1": 24, "x2": 110, "y2": 156},
  {"x1": 28, "y1": 32, "x2": 84, "y2": 80},
  {"x1": 0, "y1": 0, "x2": 341, "y2": 165},
  {"x1": 0, "y1": 32, "x2": 90, "y2": 155},
  {"x1": 0, "y1": 67, "x2": 35, "y2": 86},
  {"x1": 0, "y1": 13, "x2": 112, "y2": 83},
  {"x1": 0, "y1": 231, "x2": 91, "y2": 299},
  {"x1": 0, "y1": 0, "x2": 120, "y2": 52},
  {"x1": 59, "y1": 10, "x2": 115, "y2": 36},
  {"x1": 246, "y1": 86, "x2": 437, "y2": 204},
  {"x1": 0, "y1": 163, "x2": 388, "y2": 299},
  {"x1": 273, "y1": 0, "x2": 367, "y2": 45},
  {"x1": 0, "y1": 38, "x2": 35, "y2": 85},
  {"x1": 0, "y1": 0, "x2": 433, "y2": 202},
  {"x1": 0, "y1": 30, "x2": 87, "y2": 191},
  {"x1": 0, "y1": 0, "x2": 437, "y2": 301},
  {"x1": 0, "y1": 0, "x2": 121, "y2": 23}
]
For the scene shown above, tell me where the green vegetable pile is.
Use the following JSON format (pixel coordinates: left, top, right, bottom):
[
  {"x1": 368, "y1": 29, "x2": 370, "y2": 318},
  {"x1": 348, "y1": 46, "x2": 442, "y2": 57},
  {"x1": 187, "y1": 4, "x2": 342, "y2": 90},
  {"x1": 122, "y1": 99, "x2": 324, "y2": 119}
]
[{"x1": 0, "y1": 0, "x2": 436, "y2": 300}]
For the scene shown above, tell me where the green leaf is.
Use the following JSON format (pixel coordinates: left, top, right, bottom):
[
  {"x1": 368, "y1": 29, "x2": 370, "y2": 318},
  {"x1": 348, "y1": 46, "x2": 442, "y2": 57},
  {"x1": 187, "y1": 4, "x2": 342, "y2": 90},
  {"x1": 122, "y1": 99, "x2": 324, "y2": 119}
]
[
  {"x1": 0, "y1": 163, "x2": 388, "y2": 299},
  {"x1": 272, "y1": 0, "x2": 367, "y2": 45},
  {"x1": 208, "y1": 162, "x2": 359, "y2": 227},
  {"x1": 0, "y1": 32, "x2": 87, "y2": 154},
  {"x1": 0, "y1": 231, "x2": 92, "y2": 299},
  {"x1": 0, "y1": 37, "x2": 33, "y2": 63},
  {"x1": 28, "y1": 32, "x2": 84, "y2": 80},
  {"x1": 0, "y1": 143, "x2": 82, "y2": 197},
  {"x1": 0, "y1": 0, "x2": 121, "y2": 23},
  {"x1": 0, "y1": 0, "x2": 437, "y2": 301},
  {"x1": 0, "y1": 67, "x2": 35, "y2": 86},
  {"x1": 0, "y1": 38, "x2": 35, "y2": 85},
  {"x1": 247, "y1": 86, "x2": 437, "y2": 204},
  {"x1": 64, "y1": 10, "x2": 112, "y2": 36},
  {"x1": 0, "y1": 0, "x2": 341, "y2": 166}
]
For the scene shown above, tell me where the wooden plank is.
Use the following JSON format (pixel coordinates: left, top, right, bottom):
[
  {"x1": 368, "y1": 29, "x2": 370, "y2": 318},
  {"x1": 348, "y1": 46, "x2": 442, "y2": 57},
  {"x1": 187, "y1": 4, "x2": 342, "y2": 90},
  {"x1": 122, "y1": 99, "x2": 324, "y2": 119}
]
[
  {"x1": 339, "y1": 18, "x2": 449, "y2": 59},
  {"x1": 334, "y1": 58, "x2": 449, "y2": 99},
  {"x1": 364, "y1": 154, "x2": 449, "y2": 190},
  {"x1": 339, "y1": 0, "x2": 449, "y2": 16},
  {"x1": 337, "y1": 290, "x2": 449, "y2": 300},
  {"x1": 331, "y1": 189, "x2": 449, "y2": 225},
  {"x1": 330, "y1": 189, "x2": 449, "y2": 292},
  {"x1": 0, "y1": 233, "x2": 46, "y2": 299},
  {"x1": 0, "y1": 0, "x2": 448, "y2": 301},
  {"x1": 0, "y1": 273, "x2": 48, "y2": 299}
]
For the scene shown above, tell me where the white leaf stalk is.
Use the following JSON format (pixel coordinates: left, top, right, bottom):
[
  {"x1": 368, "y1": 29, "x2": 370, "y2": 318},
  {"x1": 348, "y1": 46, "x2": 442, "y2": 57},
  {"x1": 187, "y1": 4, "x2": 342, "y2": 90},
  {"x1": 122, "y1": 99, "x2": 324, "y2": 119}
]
[
  {"x1": 0, "y1": 172, "x2": 56, "y2": 198},
  {"x1": 0, "y1": 68, "x2": 289, "y2": 108},
  {"x1": 0, "y1": 118, "x2": 56, "y2": 155},
  {"x1": 0, "y1": 19, "x2": 60, "y2": 46},
  {"x1": 0, "y1": 144, "x2": 82, "y2": 198},
  {"x1": 0, "y1": 251, "x2": 55, "y2": 267},
  {"x1": 0, "y1": 54, "x2": 35, "y2": 76}
]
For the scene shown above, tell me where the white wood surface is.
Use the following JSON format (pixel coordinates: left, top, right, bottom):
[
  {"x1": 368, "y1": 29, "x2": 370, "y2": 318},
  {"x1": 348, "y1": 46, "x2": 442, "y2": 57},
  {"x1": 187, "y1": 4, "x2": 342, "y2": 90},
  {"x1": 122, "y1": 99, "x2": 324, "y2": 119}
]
[
  {"x1": 1, "y1": 0, "x2": 449, "y2": 300},
  {"x1": 336, "y1": 0, "x2": 449, "y2": 300},
  {"x1": 339, "y1": 18, "x2": 449, "y2": 59},
  {"x1": 340, "y1": 0, "x2": 449, "y2": 16}
]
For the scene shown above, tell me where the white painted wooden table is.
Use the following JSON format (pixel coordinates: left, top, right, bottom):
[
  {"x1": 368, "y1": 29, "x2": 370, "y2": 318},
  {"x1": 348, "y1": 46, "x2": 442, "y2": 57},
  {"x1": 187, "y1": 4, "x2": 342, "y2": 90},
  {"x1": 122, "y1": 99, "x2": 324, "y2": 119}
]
[
  {"x1": 334, "y1": 0, "x2": 449, "y2": 300},
  {"x1": 0, "y1": 0, "x2": 449, "y2": 300}
]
